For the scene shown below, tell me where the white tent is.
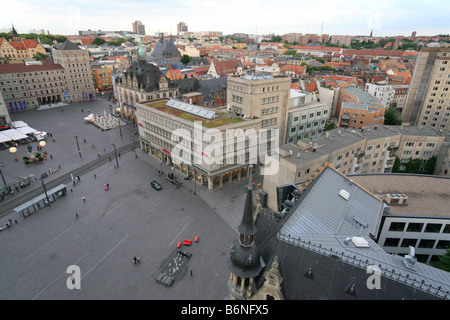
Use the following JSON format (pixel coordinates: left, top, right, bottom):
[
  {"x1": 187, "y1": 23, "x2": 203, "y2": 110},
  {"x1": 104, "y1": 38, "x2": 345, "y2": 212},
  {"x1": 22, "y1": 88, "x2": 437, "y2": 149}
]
[
  {"x1": 1, "y1": 129, "x2": 29, "y2": 140},
  {"x1": 11, "y1": 121, "x2": 28, "y2": 128},
  {"x1": 16, "y1": 126, "x2": 37, "y2": 135},
  {"x1": 0, "y1": 133, "x2": 13, "y2": 143}
]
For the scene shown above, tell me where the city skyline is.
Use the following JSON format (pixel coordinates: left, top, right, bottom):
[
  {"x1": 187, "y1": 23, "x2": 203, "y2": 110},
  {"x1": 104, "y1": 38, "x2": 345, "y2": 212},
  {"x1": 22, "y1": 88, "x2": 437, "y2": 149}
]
[{"x1": 2, "y1": 0, "x2": 449, "y2": 37}]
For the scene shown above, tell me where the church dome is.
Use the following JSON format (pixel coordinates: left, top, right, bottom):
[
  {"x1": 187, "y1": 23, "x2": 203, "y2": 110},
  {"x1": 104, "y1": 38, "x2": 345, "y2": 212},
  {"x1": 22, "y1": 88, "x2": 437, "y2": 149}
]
[{"x1": 227, "y1": 241, "x2": 263, "y2": 279}]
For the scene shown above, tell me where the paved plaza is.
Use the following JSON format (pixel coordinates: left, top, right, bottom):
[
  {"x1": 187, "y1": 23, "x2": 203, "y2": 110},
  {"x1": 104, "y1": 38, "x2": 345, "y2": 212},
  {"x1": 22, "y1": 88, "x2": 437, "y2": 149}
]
[{"x1": 0, "y1": 98, "x2": 262, "y2": 300}]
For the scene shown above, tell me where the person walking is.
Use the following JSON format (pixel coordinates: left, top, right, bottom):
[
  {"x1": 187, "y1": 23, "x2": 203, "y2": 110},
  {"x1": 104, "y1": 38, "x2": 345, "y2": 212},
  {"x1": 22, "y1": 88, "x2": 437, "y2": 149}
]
[
  {"x1": 82, "y1": 196, "x2": 86, "y2": 202},
  {"x1": 75, "y1": 212, "x2": 78, "y2": 218}
]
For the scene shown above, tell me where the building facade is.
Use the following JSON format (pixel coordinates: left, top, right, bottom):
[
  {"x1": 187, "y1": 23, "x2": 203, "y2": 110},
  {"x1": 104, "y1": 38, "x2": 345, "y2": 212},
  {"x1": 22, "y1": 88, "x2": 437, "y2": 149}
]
[
  {"x1": 0, "y1": 61, "x2": 66, "y2": 110},
  {"x1": 0, "y1": 27, "x2": 46, "y2": 63},
  {"x1": 287, "y1": 89, "x2": 329, "y2": 143},
  {"x1": 365, "y1": 83, "x2": 395, "y2": 108},
  {"x1": 337, "y1": 87, "x2": 386, "y2": 130},
  {"x1": 115, "y1": 59, "x2": 179, "y2": 126},
  {"x1": 136, "y1": 98, "x2": 262, "y2": 190},
  {"x1": 92, "y1": 66, "x2": 113, "y2": 94},
  {"x1": 227, "y1": 73, "x2": 292, "y2": 145},
  {"x1": 402, "y1": 46, "x2": 450, "y2": 135},
  {"x1": 263, "y1": 125, "x2": 444, "y2": 212},
  {"x1": 51, "y1": 40, "x2": 95, "y2": 102}
]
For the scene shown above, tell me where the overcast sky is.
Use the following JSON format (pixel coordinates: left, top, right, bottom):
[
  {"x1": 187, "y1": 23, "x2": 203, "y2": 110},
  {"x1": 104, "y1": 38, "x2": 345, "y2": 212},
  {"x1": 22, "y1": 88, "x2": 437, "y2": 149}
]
[{"x1": 2, "y1": 0, "x2": 449, "y2": 37}]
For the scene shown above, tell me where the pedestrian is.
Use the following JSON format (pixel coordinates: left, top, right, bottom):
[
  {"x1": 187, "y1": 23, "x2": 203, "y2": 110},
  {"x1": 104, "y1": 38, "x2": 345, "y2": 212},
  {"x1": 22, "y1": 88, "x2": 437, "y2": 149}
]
[
  {"x1": 75, "y1": 212, "x2": 78, "y2": 218},
  {"x1": 109, "y1": 157, "x2": 111, "y2": 162},
  {"x1": 133, "y1": 256, "x2": 137, "y2": 263},
  {"x1": 82, "y1": 196, "x2": 86, "y2": 202},
  {"x1": 77, "y1": 176, "x2": 80, "y2": 181},
  {"x1": 94, "y1": 174, "x2": 96, "y2": 179},
  {"x1": 190, "y1": 269, "x2": 193, "y2": 277},
  {"x1": 136, "y1": 255, "x2": 140, "y2": 263},
  {"x1": 83, "y1": 139, "x2": 86, "y2": 143},
  {"x1": 14, "y1": 220, "x2": 18, "y2": 224},
  {"x1": 50, "y1": 154, "x2": 53, "y2": 159}
]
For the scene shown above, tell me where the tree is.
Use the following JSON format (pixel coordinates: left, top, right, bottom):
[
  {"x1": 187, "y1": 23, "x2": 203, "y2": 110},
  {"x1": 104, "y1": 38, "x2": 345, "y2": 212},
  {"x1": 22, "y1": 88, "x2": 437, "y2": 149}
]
[
  {"x1": 384, "y1": 107, "x2": 402, "y2": 125},
  {"x1": 93, "y1": 37, "x2": 106, "y2": 45},
  {"x1": 392, "y1": 157, "x2": 401, "y2": 172},
  {"x1": 431, "y1": 249, "x2": 450, "y2": 272},
  {"x1": 423, "y1": 155, "x2": 437, "y2": 174},
  {"x1": 33, "y1": 52, "x2": 48, "y2": 60},
  {"x1": 180, "y1": 54, "x2": 191, "y2": 66}
]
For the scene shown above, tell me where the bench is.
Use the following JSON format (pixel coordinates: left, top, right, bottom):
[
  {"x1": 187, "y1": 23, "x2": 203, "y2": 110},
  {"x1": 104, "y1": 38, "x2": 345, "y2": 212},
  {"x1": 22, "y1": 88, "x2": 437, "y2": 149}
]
[{"x1": 183, "y1": 239, "x2": 192, "y2": 246}]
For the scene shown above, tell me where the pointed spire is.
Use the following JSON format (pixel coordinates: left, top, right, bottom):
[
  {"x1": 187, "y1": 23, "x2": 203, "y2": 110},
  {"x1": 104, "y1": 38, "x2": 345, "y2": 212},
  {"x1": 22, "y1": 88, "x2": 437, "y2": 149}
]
[{"x1": 238, "y1": 165, "x2": 257, "y2": 239}]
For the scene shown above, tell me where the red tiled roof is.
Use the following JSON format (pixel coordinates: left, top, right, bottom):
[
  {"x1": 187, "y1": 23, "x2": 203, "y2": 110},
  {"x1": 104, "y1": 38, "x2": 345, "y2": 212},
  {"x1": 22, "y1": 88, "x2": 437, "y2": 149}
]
[
  {"x1": 23, "y1": 39, "x2": 38, "y2": 48},
  {"x1": 211, "y1": 60, "x2": 241, "y2": 76},
  {"x1": 0, "y1": 60, "x2": 63, "y2": 74},
  {"x1": 9, "y1": 41, "x2": 27, "y2": 50}
]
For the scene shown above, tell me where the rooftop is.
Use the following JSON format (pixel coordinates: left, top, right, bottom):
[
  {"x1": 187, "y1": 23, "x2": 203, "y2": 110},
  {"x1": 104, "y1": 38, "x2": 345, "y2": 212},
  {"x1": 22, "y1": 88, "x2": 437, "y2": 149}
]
[
  {"x1": 348, "y1": 173, "x2": 450, "y2": 217},
  {"x1": 141, "y1": 98, "x2": 247, "y2": 128},
  {"x1": 280, "y1": 128, "x2": 365, "y2": 163},
  {"x1": 343, "y1": 87, "x2": 384, "y2": 108}
]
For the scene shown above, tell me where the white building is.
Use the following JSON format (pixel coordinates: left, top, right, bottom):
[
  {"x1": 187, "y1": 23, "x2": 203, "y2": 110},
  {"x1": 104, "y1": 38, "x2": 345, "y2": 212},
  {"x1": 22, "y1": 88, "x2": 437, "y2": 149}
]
[{"x1": 365, "y1": 83, "x2": 395, "y2": 108}]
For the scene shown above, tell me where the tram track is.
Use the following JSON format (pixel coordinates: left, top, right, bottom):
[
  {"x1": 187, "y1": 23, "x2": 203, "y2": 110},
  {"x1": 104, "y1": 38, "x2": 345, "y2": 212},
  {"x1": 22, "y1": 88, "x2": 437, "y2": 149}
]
[{"x1": 0, "y1": 143, "x2": 134, "y2": 217}]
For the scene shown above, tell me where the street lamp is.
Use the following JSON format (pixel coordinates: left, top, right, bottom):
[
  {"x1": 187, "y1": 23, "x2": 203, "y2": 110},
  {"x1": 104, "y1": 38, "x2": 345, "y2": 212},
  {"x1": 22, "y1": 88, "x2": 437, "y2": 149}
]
[
  {"x1": 112, "y1": 144, "x2": 119, "y2": 169},
  {"x1": 40, "y1": 177, "x2": 51, "y2": 207},
  {"x1": 74, "y1": 136, "x2": 81, "y2": 158}
]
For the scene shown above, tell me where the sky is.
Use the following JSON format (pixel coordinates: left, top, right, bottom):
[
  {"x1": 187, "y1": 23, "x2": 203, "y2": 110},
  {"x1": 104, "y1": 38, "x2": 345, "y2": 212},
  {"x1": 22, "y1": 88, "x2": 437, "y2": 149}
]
[{"x1": 2, "y1": 0, "x2": 449, "y2": 37}]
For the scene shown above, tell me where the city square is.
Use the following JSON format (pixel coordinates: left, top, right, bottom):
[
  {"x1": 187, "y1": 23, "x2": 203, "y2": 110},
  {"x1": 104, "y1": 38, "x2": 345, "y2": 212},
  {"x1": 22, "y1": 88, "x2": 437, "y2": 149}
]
[{"x1": 0, "y1": 98, "x2": 251, "y2": 300}]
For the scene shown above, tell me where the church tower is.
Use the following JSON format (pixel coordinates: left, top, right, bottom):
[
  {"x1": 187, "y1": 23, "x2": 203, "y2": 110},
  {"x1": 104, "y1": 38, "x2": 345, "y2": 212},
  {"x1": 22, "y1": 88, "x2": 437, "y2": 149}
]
[{"x1": 226, "y1": 165, "x2": 265, "y2": 300}]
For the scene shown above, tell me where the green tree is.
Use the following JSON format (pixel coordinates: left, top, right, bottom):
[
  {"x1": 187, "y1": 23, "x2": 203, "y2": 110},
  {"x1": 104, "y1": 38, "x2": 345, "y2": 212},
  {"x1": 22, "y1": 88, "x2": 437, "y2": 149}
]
[
  {"x1": 33, "y1": 52, "x2": 48, "y2": 60},
  {"x1": 180, "y1": 54, "x2": 191, "y2": 65},
  {"x1": 431, "y1": 249, "x2": 450, "y2": 272},
  {"x1": 422, "y1": 155, "x2": 437, "y2": 174},
  {"x1": 392, "y1": 157, "x2": 401, "y2": 172},
  {"x1": 93, "y1": 37, "x2": 106, "y2": 45},
  {"x1": 384, "y1": 107, "x2": 402, "y2": 125}
]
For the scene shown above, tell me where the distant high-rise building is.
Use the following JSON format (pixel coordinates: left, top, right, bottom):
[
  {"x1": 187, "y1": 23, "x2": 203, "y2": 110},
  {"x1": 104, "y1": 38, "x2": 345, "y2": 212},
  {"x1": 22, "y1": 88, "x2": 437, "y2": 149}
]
[
  {"x1": 132, "y1": 20, "x2": 145, "y2": 35},
  {"x1": 411, "y1": 31, "x2": 417, "y2": 38},
  {"x1": 402, "y1": 46, "x2": 450, "y2": 135},
  {"x1": 177, "y1": 22, "x2": 188, "y2": 35}
]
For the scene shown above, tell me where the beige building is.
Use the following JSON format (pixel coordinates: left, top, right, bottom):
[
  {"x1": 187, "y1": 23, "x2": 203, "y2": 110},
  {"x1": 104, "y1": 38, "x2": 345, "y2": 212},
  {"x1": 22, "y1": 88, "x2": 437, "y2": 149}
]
[
  {"x1": 263, "y1": 125, "x2": 444, "y2": 212},
  {"x1": 136, "y1": 98, "x2": 262, "y2": 190},
  {"x1": 227, "y1": 73, "x2": 292, "y2": 145},
  {"x1": 51, "y1": 40, "x2": 95, "y2": 102},
  {"x1": 0, "y1": 27, "x2": 46, "y2": 63},
  {"x1": 402, "y1": 46, "x2": 450, "y2": 135},
  {"x1": 0, "y1": 60, "x2": 66, "y2": 110}
]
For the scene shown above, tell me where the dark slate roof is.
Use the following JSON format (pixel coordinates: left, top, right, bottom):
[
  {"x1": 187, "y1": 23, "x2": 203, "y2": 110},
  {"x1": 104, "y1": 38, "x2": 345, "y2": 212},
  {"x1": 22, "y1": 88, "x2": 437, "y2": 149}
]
[
  {"x1": 56, "y1": 40, "x2": 81, "y2": 51},
  {"x1": 250, "y1": 166, "x2": 450, "y2": 300},
  {"x1": 117, "y1": 60, "x2": 177, "y2": 92},
  {"x1": 197, "y1": 78, "x2": 227, "y2": 102},
  {"x1": 151, "y1": 35, "x2": 181, "y2": 59},
  {"x1": 172, "y1": 78, "x2": 200, "y2": 95}
]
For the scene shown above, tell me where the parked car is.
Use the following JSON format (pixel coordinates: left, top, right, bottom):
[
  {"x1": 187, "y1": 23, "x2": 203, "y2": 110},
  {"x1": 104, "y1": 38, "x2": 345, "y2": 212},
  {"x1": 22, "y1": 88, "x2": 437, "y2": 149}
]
[{"x1": 151, "y1": 180, "x2": 162, "y2": 190}]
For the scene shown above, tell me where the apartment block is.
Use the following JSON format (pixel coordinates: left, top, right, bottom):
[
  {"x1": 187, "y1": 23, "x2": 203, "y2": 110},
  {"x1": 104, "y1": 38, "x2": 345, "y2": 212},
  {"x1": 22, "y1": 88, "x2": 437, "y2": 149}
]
[
  {"x1": 227, "y1": 73, "x2": 292, "y2": 145},
  {"x1": 402, "y1": 46, "x2": 450, "y2": 135},
  {"x1": 365, "y1": 83, "x2": 395, "y2": 108},
  {"x1": 287, "y1": 89, "x2": 330, "y2": 143},
  {"x1": 337, "y1": 87, "x2": 385, "y2": 129},
  {"x1": 51, "y1": 40, "x2": 95, "y2": 102},
  {"x1": 263, "y1": 125, "x2": 444, "y2": 212}
]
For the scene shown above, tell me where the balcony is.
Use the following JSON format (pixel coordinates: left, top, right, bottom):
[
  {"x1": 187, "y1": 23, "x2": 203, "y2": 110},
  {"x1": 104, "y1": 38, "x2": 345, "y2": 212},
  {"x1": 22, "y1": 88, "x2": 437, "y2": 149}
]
[{"x1": 341, "y1": 114, "x2": 350, "y2": 120}]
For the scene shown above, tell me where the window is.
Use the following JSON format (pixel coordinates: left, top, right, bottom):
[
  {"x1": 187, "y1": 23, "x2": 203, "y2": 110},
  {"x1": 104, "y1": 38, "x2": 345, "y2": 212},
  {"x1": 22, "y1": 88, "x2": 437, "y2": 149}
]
[
  {"x1": 389, "y1": 222, "x2": 405, "y2": 232},
  {"x1": 384, "y1": 238, "x2": 400, "y2": 247},
  {"x1": 418, "y1": 239, "x2": 435, "y2": 248},
  {"x1": 407, "y1": 223, "x2": 423, "y2": 232},
  {"x1": 401, "y1": 239, "x2": 417, "y2": 247},
  {"x1": 424, "y1": 223, "x2": 442, "y2": 233},
  {"x1": 436, "y1": 240, "x2": 450, "y2": 249}
]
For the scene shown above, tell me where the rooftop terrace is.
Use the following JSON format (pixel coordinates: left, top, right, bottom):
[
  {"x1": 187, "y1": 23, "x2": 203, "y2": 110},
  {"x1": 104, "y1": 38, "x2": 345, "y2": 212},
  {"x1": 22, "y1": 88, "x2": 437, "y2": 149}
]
[{"x1": 142, "y1": 98, "x2": 247, "y2": 128}]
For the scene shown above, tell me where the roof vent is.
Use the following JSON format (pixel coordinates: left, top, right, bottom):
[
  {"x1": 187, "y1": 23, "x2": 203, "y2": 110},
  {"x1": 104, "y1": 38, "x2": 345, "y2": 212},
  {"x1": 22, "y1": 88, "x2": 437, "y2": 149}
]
[
  {"x1": 351, "y1": 237, "x2": 369, "y2": 248},
  {"x1": 339, "y1": 189, "x2": 350, "y2": 200}
]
